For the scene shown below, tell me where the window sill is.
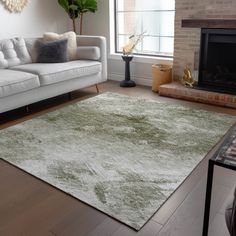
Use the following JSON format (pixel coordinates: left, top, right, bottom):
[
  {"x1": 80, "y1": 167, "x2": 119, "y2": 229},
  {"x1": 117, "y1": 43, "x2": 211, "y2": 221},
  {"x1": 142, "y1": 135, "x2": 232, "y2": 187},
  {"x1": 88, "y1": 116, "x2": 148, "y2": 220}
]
[{"x1": 108, "y1": 53, "x2": 173, "y2": 65}]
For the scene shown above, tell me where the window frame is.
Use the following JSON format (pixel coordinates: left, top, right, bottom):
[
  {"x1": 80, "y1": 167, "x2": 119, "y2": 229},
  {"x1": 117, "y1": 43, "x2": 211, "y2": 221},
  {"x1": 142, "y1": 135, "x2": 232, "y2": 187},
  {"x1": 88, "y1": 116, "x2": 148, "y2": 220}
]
[{"x1": 113, "y1": 0, "x2": 175, "y2": 59}]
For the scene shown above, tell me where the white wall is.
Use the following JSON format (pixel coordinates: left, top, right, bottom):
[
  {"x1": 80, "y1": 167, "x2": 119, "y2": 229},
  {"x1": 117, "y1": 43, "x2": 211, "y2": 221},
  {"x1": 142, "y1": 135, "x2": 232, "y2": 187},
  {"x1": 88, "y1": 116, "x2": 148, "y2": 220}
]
[
  {"x1": 82, "y1": 0, "x2": 173, "y2": 86},
  {"x1": 0, "y1": 0, "x2": 69, "y2": 39}
]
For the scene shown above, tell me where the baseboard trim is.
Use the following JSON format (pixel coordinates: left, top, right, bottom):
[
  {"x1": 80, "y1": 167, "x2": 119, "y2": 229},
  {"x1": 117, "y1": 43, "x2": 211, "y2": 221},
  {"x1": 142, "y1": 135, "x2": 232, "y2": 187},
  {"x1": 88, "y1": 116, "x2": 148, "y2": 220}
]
[{"x1": 108, "y1": 73, "x2": 152, "y2": 87}]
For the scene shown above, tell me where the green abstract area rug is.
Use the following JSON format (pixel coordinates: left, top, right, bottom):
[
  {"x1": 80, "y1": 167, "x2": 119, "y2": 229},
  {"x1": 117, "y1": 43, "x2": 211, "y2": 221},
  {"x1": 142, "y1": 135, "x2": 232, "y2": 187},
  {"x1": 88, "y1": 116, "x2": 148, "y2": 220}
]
[{"x1": 0, "y1": 92, "x2": 235, "y2": 230}]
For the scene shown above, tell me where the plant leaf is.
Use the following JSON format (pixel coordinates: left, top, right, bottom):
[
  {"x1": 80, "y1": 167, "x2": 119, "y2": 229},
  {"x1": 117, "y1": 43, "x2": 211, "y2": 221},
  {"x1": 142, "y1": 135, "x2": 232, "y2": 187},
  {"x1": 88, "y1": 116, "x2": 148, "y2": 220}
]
[
  {"x1": 58, "y1": 0, "x2": 80, "y2": 19},
  {"x1": 58, "y1": 0, "x2": 97, "y2": 25},
  {"x1": 74, "y1": 0, "x2": 97, "y2": 13},
  {"x1": 58, "y1": 0, "x2": 69, "y2": 12}
]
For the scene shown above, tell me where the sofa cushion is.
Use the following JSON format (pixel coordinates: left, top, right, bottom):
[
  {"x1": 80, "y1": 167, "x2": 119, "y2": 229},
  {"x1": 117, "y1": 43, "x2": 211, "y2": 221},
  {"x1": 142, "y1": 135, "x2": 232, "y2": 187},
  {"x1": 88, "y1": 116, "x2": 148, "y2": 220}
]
[
  {"x1": 35, "y1": 39, "x2": 69, "y2": 63},
  {"x1": 24, "y1": 38, "x2": 40, "y2": 63},
  {"x1": 0, "y1": 38, "x2": 32, "y2": 69},
  {"x1": 11, "y1": 60, "x2": 102, "y2": 86},
  {"x1": 0, "y1": 69, "x2": 40, "y2": 98}
]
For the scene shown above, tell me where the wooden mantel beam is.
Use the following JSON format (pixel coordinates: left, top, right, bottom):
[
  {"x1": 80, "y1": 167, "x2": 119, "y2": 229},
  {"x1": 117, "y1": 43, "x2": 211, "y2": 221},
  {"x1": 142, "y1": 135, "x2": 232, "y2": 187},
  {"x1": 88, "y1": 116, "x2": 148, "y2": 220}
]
[{"x1": 182, "y1": 19, "x2": 236, "y2": 29}]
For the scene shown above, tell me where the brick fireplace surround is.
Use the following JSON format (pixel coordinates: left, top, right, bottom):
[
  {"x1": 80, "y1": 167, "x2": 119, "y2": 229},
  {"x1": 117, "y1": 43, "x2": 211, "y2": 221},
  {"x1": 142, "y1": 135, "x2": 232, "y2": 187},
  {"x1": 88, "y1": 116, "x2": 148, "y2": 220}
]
[
  {"x1": 159, "y1": 82, "x2": 236, "y2": 109},
  {"x1": 159, "y1": 0, "x2": 236, "y2": 108}
]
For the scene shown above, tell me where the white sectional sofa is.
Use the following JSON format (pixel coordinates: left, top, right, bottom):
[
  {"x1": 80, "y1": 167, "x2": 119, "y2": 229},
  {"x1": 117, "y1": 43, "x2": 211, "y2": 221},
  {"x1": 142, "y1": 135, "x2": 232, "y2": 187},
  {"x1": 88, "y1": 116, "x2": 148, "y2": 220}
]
[{"x1": 0, "y1": 35, "x2": 107, "y2": 113}]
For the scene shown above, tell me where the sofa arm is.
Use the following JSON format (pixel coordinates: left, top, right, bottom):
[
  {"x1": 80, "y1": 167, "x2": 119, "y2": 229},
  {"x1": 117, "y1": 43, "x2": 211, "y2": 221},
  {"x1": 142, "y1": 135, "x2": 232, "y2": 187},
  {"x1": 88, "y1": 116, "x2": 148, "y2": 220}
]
[{"x1": 76, "y1": 35, "x2": 107, "y2": 81}]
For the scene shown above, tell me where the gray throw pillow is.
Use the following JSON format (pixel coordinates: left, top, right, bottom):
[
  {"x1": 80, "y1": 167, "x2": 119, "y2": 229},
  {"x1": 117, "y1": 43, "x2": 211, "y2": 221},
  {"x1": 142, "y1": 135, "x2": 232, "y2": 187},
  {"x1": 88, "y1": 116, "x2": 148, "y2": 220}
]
[{"x1": 36, "y1": 39, "x2": 69, "y2": 63}]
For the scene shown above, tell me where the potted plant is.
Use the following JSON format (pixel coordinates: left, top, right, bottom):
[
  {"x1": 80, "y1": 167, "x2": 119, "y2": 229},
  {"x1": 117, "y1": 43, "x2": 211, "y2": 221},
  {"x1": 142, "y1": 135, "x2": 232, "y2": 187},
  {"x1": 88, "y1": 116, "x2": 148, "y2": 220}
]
[{"x1": 58, "y1": 0, "x2": 97, "y2": 34}]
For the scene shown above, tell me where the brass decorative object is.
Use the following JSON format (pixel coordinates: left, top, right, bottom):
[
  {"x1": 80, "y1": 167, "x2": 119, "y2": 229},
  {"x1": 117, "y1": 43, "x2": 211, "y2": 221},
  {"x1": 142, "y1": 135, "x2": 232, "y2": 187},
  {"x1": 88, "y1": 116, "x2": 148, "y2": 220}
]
[
  {"x1": 1, "y1": 0, "x2": 28, "y2": 12},
  {"x1": 181, "y1": 67, "x2": 196, "y2": 88}
]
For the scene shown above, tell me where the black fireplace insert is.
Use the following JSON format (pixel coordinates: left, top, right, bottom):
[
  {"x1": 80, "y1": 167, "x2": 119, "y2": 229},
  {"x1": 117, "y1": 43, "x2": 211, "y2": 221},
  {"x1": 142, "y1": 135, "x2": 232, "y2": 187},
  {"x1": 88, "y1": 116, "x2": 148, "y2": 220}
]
[{"x1": 198, "y1": 28, "x2": 236, "y2": 94}]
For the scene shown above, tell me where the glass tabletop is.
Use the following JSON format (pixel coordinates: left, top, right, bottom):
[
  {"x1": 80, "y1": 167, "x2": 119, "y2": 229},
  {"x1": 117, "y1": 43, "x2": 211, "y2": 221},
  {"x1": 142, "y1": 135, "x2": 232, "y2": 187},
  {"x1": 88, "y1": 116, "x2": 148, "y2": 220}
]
[{"x1": 214, "y1": 125, "x2": 236, "y2": 167}]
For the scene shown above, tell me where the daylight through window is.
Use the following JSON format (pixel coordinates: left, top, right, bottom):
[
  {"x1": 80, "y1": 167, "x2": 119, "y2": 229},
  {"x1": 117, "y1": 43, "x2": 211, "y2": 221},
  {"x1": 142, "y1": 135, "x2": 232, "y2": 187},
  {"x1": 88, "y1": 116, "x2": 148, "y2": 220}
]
[{"x1": 115, "y1": 0, "x2": 175, "y2": 57}]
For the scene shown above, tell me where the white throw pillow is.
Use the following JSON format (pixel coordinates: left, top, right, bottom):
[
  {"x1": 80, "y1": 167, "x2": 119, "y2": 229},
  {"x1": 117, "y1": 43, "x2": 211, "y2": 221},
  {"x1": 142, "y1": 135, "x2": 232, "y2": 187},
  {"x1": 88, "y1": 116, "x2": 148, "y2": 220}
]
[{"x1": 43, "y1": 31, "x2": 77, "y2": 60}]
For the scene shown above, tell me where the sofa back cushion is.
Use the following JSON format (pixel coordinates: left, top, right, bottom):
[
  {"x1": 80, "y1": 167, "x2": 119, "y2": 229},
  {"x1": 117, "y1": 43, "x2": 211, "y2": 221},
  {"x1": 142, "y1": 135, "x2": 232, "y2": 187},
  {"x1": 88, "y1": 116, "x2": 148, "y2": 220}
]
[
  {"x1": 43, "y1": 31, "x2": 77, "y2": 61},
  {"x1": 76, "y1": 46, "x2": 100, "y2": 60},
  {"x1": 0, "y1": 37, "x2": 32, "y2": 69},
  {"x1": 24, "y1": 38, "x2": 39, "y2": 63}
]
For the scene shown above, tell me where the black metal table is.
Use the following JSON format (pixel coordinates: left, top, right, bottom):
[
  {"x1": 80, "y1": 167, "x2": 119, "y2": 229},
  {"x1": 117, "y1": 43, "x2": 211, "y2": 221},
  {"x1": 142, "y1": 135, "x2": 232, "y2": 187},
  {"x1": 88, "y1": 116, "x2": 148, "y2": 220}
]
[{"x1": 203, "y1": 124, "x2": 236, "y2": 236}]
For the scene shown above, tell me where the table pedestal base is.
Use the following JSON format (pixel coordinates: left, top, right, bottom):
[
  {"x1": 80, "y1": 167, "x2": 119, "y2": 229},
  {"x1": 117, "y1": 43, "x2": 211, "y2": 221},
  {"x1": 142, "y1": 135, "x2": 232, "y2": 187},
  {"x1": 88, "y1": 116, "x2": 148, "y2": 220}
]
[
  {"x1": 120, "y1": 55, "x2": 136, "y2": 88},
  {"x1": 120, "y1": 79, "x2": 136, "y2": 87}
]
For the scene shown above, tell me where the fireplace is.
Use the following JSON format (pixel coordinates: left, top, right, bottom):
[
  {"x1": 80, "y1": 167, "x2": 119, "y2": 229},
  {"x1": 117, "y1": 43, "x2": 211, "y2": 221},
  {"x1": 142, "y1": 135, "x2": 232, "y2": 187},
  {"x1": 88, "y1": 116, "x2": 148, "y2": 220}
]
[
  {"x1": 158, "y1": 20, "x2": 236, "y2": 109},
  {"x1": 198, "y1": 28, "x2": 236, "y2": 94},
  {"x1": 198, "y1": 29, "x2": 236, "y2": 94}
]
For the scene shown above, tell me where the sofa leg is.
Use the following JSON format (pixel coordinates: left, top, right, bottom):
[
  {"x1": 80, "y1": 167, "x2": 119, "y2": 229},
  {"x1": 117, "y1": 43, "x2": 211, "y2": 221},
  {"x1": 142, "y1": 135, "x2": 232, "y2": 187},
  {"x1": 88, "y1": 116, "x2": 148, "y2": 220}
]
[
  {"x1": 95, "y1": 84, "x2": 99, "y2": 94},
  {"x1": 68, "y1": 92, "x2": 72, "y2": 100},
  {"x1": 26, "y1": 106, "x2": 29, "y2": 113}
]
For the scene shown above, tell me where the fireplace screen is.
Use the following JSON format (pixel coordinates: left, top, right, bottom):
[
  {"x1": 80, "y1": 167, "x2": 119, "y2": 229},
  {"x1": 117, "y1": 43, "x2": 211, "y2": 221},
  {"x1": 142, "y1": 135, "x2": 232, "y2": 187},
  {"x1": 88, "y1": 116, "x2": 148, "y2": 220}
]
[{"x1": 198, "y1": 28, "x2": 236, "y2": 94}]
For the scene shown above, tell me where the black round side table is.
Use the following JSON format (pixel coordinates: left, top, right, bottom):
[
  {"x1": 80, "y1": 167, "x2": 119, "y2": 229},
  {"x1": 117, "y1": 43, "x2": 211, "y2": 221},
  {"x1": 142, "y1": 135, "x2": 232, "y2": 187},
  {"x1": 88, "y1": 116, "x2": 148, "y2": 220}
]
[{"x1": 120, "y1": 55, "x2": 136, "y2": 87}]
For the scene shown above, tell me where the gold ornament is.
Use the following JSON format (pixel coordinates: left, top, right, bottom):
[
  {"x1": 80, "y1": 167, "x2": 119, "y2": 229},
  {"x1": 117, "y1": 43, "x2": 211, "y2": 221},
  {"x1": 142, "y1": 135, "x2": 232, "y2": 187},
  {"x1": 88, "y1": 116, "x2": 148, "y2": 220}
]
[
  {"x1": 1, "y1": 0, "x2": 28, "y2": 13},
  {"x1": 181, "y1": 67, "x2": 196, "y2": 88}
]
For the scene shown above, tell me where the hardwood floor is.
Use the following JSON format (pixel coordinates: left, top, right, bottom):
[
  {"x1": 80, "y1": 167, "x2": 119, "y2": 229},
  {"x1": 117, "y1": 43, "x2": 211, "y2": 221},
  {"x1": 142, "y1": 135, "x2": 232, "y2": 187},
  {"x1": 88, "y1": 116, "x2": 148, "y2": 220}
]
[{"x1": 0, "y1": 81, "x2": 236, "y2": 236}]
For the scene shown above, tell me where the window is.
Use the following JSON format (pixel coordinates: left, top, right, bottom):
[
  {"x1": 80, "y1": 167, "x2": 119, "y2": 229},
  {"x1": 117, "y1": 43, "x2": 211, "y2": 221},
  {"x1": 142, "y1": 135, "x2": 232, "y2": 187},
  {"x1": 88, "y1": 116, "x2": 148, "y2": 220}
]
[{"x1": 114, "y1": 0, "x2": 175, "y2": 58}]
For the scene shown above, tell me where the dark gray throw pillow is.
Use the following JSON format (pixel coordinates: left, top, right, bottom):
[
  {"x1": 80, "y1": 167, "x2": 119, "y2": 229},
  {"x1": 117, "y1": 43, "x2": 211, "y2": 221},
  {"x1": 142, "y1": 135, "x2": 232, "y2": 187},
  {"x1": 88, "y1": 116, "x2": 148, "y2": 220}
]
[{"x1": 36, "y1": 39, "x2": 69, "y2": 63}]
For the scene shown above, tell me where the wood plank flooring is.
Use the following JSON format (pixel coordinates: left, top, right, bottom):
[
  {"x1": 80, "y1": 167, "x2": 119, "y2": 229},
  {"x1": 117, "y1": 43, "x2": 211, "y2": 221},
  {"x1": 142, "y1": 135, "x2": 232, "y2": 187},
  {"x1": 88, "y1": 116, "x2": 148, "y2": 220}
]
[{"x1": 0, "y1": 81, "x2": 236, "y2": 236}]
